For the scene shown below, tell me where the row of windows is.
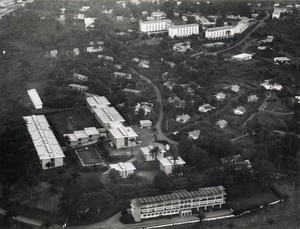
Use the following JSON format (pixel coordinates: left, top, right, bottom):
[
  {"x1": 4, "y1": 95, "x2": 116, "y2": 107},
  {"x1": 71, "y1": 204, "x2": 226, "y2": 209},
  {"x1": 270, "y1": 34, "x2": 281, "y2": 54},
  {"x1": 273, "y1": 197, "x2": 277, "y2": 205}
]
[{"x1": 142, "y1": 210, "x2": 178, "y2": 218}]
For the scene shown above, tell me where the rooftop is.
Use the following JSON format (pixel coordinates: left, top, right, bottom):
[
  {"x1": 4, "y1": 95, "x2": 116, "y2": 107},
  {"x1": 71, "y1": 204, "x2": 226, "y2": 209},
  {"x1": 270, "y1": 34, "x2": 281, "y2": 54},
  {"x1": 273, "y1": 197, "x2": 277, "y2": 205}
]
[
  {"x1": 87, "y1": 96, "x2": 111, "y2": 108},
  {"x1": 158, "y1": 156, "x2": 185, "y2": 167},
  {"x1": 27, "y1": 89, "x2": 43, "y2": 108},
  {"x1": 131, "y1": 186, "x2": 226, "y2": 206},
  {"x1": 108, "y1": 123, "x2": 138, "y2": 139},
  {"x1": 109, "y1": 162, "x2": 136, "y2": 172}
]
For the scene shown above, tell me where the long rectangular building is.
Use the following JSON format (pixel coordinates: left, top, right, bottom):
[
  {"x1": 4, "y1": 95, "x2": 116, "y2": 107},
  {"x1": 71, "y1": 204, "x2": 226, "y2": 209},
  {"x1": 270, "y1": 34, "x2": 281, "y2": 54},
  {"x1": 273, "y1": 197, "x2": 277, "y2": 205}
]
[
  {"x1": 27, "y1": 89, "x2": 43, "y2": 109},
  {"x1": 168, "y1": 24, "x2": 199, "y2": 38},
  {"x1": 139, "y1": 19, "x2": 171, "y2": 33},
  {"x1": 205, "y1": 26, "x2": 235, "y2": 39},
  {"x1": 23, "y1": 115, "x2": 65, "y2": 170},
  {"x1": 130, "y1": 186, "x2": 226, "y2": 222}
]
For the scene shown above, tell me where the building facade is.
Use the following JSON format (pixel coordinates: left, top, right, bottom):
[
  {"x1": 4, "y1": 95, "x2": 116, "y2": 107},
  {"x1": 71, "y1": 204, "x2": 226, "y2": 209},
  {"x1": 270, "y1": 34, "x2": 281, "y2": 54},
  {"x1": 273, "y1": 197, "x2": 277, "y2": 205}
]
[
  {"x1": 139, "y1": 19, "x2": 171, "y2": 33},
  {"x1": 168, "y1": 24, "x2": 199, "y2": 38},
  {"x1": 130, "y1": 186, "x2": 226, "y2": 222},
  {"x1": 205, "y1": 26, "x2": 235, "y2": 39}
]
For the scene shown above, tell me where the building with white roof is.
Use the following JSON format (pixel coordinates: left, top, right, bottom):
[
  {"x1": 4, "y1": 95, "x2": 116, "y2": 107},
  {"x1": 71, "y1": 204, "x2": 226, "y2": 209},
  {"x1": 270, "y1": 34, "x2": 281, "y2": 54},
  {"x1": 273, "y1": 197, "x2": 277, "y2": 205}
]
[
  {"x1": 79, "y1": 6, "x2": 90, "y2": 12},
  {"x1": 168, "y1": 24, "x2": 199, "y2": 38},
  {"x1": 247, "y1": 95, "x2": 259, "y2": 103},
  {"x1": 274, "y1": 57, "x2": 291, "y2": 65},
  {"x1": 233, "y1": 106, "x2": 246, "y2": 115},
  {"x1": 205, "y1": 26, "x2": 235, "y2": 39},
  {"x1": 113, "y1": 71, "x2": 132, "y2": 79},
  {"x1": 140, "y1": 144, "x2": 165, "y2": 161},
  {"x1": 130, "y1": 186, "x2": 226, "y2": 222},
  {"x1": 69, "y1": 84, "x2": 88, "y2": 91},
  {"x1": 138, "y1": 60, "x2": 150, "y2": 68},
  {"x1": 176, "y1": 114, "x2": 191, "y2": 123},
  {"x1": 158, "y1": 156, "x2": 186, "y2": 175},
  {"x1": 151, "y1": 11, "x2": 165, "y2": 19},
  {"x1": 64, "y1": 127, "x2": 99, "y2": 147},
  {"x1": 86, "y1": 46, "x2": 103, "y2": 53},
  {"x1": 74, "y1": 130, "x2": 89, "y2": 144},
  {"x1": 108, "y1": 122, "x2": 138, "y2": 148},
  {"x1": 73, "y1": 72, "x2": 88, "y2": 81},
  {"x1": 198, "y1": 104, "x2": 215, "y2": 113},
  {"x1": 63, "y1": 133, "x2": 78, "y2": 147},
  {"x1": 231, "y1": 85, "x2": 240, "y2": 92},
  {"x1": 140, "y1": 120, "x2": 152, "y2": 128},
  {"x1": 27, "y1": 89, "x2": 43, "y2": 109},
  {"x1": 109, "y1": 162, "x2": 136, "y2": 178},
  {"x1": 231, "y1": 53, "x2": 253, "y2": 61},
  {"x1": 216, "y1": 119, "x2": 228, "y2": 128},
  {"x1": 98, "y1": 55, "x2": 114, "y2": 61},
  {"x1": 215, "y1": 92, "x2": 226, "y2": 100},
  {"x1": 260, "y1": 80, "x2": 283, "y2": 91},
  {"x1": 84, "y1": 17, "x2": 96, "y2": 30},
  {"x1": 188, "y1": 130, "x2": 201, "y2": 140},
  {"x1": 86, "y1": 95, "x2": 111, "y2": 112},
  {"x1": 233, "y1": 18, "x2": 249, "y2": 34},
  {"x1": 23, "y1": 115, "x2": 65, "y2": 170},
  {"x1": 139, "y1": 19, "x2": 171, "y2": 33}
]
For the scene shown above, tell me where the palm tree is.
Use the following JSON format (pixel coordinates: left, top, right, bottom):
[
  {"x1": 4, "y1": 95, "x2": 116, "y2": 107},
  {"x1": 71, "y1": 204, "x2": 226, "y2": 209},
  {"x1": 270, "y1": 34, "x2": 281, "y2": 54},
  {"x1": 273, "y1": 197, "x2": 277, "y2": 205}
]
[
  {"x1": 71, "y1": 171, "x2": 81, "y2": 184},
  {"x1": 150, "y1": 146, "x2": 160, "y2": 160},
  {"x1": 196, "y1": 210, "x2": 206, "y2": 228}
]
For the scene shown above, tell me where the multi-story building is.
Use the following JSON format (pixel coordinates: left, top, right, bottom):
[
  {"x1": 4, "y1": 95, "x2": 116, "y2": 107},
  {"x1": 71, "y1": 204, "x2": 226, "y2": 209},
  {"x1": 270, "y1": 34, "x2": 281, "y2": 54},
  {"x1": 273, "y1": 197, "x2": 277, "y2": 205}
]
[
  {"x1": 205, "y1": 26, "x2": 235, "y2": 39},
  {"x1": 23, "y1": 115, "x2": 65, "y2": 170},
  {"x1": 139, "y1": 19, "x2": 171, "y2": 33},
  {"x1": 168, "y1": 24, "x2": 199, "y2": 38},
  {"x1": 130, "y1": 186, "x2": 226, "y2": 222}
]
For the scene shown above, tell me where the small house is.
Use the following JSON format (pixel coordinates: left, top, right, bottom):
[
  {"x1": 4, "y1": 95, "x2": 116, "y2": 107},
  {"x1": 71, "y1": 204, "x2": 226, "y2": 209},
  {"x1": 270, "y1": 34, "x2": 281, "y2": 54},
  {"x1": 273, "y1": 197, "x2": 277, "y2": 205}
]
[
  {"x1": 176, "y1": 114, "x2": 191, "y2": 123},
  {"x1": 274, "y1": 57, "x2": 291, "y2": 65},
  {"x1": 215, "y1": 92, "x2": 226, "y2": 100},
  {"x1": 114, "y1": 72, "x2": 132, "y2": 79},
  {"x1": 140, "y1": 120, "x2": 152, "y2": 128},
  {"x1": 73, "y1": 73, "x2": 88, "y2": 81},
  {"x1": 123, "y1": 88, "x2": 141, "y2": 95},
  {"x1": 188, "y1": 130, "x2": 201, "y2": 140},
  {"x1": 86, "y1": 46, "x2": 103, "y2": 53},
  {"x1": 216, "y1": 119, "x2": 228, "y2": 128},
  {"x1": 233, "y1": 106, "x2": 246, "y2": 115},
  {"x1": 158, "y1": 156, "x2": 186, "y2": 175},
  {"x1": 231, "y1": 85, "x2": 240, "y2": 92},
  {"x1": 198, "y1": 104, "x2": 215, "y2": 113},
  {"x1": 231, "y1": 53, "x2": 253, "y2": 61},
  {"x1": 247, "y1": 95, "x2": 259, "y2": 103},
  {"x1": 109, "y1": 162, "x2": 136, "y2": 178},
  {"x1": 138, "y1": 60, "x2": 150, "y2": 68},
  {"x1": 69, "y1": 84, "x2": 88, "y2": 92}
]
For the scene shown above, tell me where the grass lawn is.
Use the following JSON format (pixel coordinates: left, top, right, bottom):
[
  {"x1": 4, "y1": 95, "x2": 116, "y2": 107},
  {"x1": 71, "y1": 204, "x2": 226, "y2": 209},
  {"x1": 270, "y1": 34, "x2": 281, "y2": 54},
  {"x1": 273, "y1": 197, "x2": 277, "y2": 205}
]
[
  {"x1": 46, "y1": 108, "x2": 101, "y2": 136},
  {"x1": 76, "y1": 147, "x2": 103, "y2": 166}
]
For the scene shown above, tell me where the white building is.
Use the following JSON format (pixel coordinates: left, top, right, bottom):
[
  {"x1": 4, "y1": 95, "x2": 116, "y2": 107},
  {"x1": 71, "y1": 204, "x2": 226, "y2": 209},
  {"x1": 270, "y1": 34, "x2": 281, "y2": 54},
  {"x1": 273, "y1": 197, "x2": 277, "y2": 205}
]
[
  {"x1": 109, "y1": 162, "x2": 136, "y2": 178},
  {"x1": 151, "y1": 11, "x2": 165, "y2": 19},
  {"x1": 215, "y1": 92, "x2": 226, "y2": 100},
  {"x1": 84, "y1": 17, "x2": 96, "y2": 30},
  {"x1": 68, "y1": 84, "x2": 88, "y2": 91},
  {"x1": 168, "y1": 24, "x2": 199, "y2": 38},
  {"x1": 86, "y1": 46, "x2": 103, "y2": 53},
  {"x1": 138, "y1": 60, "x2": 150, "y2": 68},
  {"x1": 233, "y1": 106, "x2": 246, "y2": 115},
  {"x1": 231, "y1": 53, "x2": 253, "y2": 61},
  {"x1": 94, "y1": 106, "x2": 125, "y2": 127},
  {"x1": 130, "y1": 186, "x2": 226, "y2": 222},
  {"x1": 98, "y1": 55, "x2": 114, "y2": 61},
  {"x1": 260, "y1": 80, "x2": 283, "y2": 91},
  {"x1": 158, "y1": 156, "x2": 186, "y2": 175},
  {"x1": 108, "y1": 122, "x2": 138, "y2": 148},
  {"x1": 74, "y1": 130, "x2": 89, "y2": 144},
  {"x1": 233, "y1": 18, "x2": 249, "y2": 34},
  {"x1": 173, "y1": 42, "x2": 191, "y2": 52},
  {"x1": 86, "y1": 95, "x2": 111, "y2": 113},
  {"x1": 231, "y1": 85, "x2": 240, "y2": 92},
  {"x1": 23, "y1": 115, "x2": 65, "y2": 170},
  {"x1": 113, "y1": 71, "x2": 132, "y2": 79},
  {"x1": 140, "y1": 120, "x2": 152, "y2": 128},
  {"x1": 139, "y1": 19, "x2": 171, "y2": 33},
  {"x1": 64, "y1": 127, "x2": 99, "y2": 147},
  {"x1": 274, "y1": 57, "x2": 291, "y2": 65},
  {"x1": 140, "y1": 144, "x2": 165, "y2": 161},
  {"x1": 176, "y1": 114, "x2": 191, "y2": 123},
  {"x1": 27, "y1": 89, "x2": 43, "y2": 109},
  {"x1": 188, "y1": 130, "x2": 201, "y2": 140},
  {"x1": 216, "y1": 119, "x2": 228, "y2": 128},
  {"x1": 205, "y1": 26, "x2": 234, "y2": 39},
  {"x1": 73, "y1": 73, "x2": 88, "y2": 81},
  {"x1": 247, "y1": 95, "x2": 259, "y2": 103},
  {"x1": 198, "y1": 104, "x2": 215, "y2": 113}
]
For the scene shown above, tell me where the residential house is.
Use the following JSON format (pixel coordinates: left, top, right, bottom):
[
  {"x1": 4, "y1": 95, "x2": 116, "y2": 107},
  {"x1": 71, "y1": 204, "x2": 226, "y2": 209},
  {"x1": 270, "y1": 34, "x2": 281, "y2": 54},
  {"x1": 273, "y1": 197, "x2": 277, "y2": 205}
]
[
  {"x1": 109, "y1": 162, "x2": 136, "y2": 178},
  {"x1": 140, "y1": 120, "x2": 152, "y2": 128},
  {"x1": 130, "y1": 186, "x2": 226, "y2": 222},
  {"x1": 73, "y1": 73, "x2": 88, "y2": 81},
  {"x1": 215, "y1": 92, "x2": 226, "y2": 100},
  {"x1": 198, "y1": 104, "x2": 215, "y2": 113},
  {"x1": 274, "y1": 57, "x2": 291, "y2": 65},
  {"x1": 116, "y1": 15, "x2": 124, "y2": 22},
  {"x1": 86, "y1": 46, "x2": 103, "y2": 53},
  {"x1": 266, "y1": 35, "x2": 274, "y2": 43},
  {"x1": 260, "y1": 80, "x2": 283, "y2": 91},
  {"x1": 27, "y1": 89, "x2": 43, "y2": 109},
  {"x1": 79, "y1": 6, "x2": 90, "y2": 12},
  {"x1": 73, "y1": 48, "x2": 80, "y2": 56},
  {"x1": 84, "y1": 17, "x2": 96, "y2": 30},
  {"x1": 132, "y1": 57, "x2": 140, "y2": 63},
  {"x1": 123, "y1": 88, "x2": 141, "y2": 95},
  {"x1": 68, "y1": 84, "x2": 88, "y2": 91},
  {"x1": 164, "y1": 81, "x2": 175, "y2": 90},
  {"x1": 158, "y1": 156, "x2": 186, "y2": 175},
  {"x1": 114, "y1": 71, "x2": 132, "y2": 79},
  {"x1": 247, "y1": 95, "x2": 259, "y2": 103},
  {"x1": 173, "y1": 42, "x2": 191, "y2": 52},
  {"x1": 231, "y1": 53, "x2": 253, "y2": 61},
  {"x1": 138, "y1": 60, "x2": 150, "y2": 68},
  {"x1": 176, "y1": 114, "x2": 191, "y2": 123},
  {"x1": 151, "y1": 11, "x2": 165, "y2": 19},
  {"x1": 231, "y1": 85, "x2": 240, "y2": 92},
  {"x1": 216, "y1": 119, "x2": 228, "y2": 128},
  {"x1": 135, "y1": 102, "x2": 153, "y2": 115},
  {"x1": 50, "y1": 49, "x2": 58, "y2": 57},
  {"x1": 140, "y1": 144, "x2": 165, "y2": 161},
  {"x1": 233, "y1": 106, "x2": 246, "y2": 115},
  {"x1": 63, "y1": 133, "x2": 78, "y2": 147},
  {"x1": 98, "y1": 55, "x2": 114, "y2": 61},
  {"x1": 188, "y1": 130, "x2": 201, "y2": 140}
]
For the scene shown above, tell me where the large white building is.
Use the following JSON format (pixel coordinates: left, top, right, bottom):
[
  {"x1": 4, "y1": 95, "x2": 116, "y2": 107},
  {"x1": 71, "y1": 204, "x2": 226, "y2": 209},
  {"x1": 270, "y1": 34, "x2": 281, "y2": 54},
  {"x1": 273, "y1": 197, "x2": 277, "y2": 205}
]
[
  {"x1": 86, "y1": 95, "x2": 138, "y2": 148},
  {"x1": 130, "y1": 186, "x2": 226, "y2": 222},
  {"x1": 205, "y1": 26, "x2": 235, "y2": 39},
  {"x1": 27, "y1": 89, "x2": 43, "y2": 109},
  {"x1": 233, "y1": 18, "x2": 249, "y2": 34},
  {"x1": 168, "y1": 24, "x2": 199, "y2": 38},
  {"x1": 23, "y1": 115, "x2": 65, "y2": 170},
  {"x1": 139, "y1": 19, "x2": 171, "y2": 33}
]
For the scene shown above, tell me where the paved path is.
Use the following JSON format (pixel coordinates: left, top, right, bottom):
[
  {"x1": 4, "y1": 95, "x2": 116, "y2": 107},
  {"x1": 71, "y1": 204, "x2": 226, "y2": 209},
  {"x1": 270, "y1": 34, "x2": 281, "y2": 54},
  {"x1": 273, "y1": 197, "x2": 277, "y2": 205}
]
[
  {"x1": 129, "y1": 67, "x2": 178, "y2": 146},
  {"x1": 191, "y1": 11, "x2": 270, "y2": 57}
]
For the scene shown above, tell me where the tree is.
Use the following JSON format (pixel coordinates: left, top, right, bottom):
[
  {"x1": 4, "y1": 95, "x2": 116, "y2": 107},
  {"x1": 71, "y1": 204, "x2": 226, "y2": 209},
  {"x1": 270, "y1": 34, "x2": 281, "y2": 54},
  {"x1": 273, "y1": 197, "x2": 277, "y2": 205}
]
[
  {"x1": 108, "y1": 169, "x2": 122, "y2": 182},
  {"x1": 153, "y1": 172, "x2": 173, "y2": 191},
  {"x1": 150, "y1": 146, "x2": 160, "y2": 160},
  {"x1": 71, "y1": 171, "x2": 81, "y2": 184},
  {"x1": 56, "y1": 169, "x2": 65, "y2": 180},
  {"x1": 151, "y1": 127, "x2": 158, "y2": 141},
  {"x1": 196, "y1": 210, "x2": 206, "y2": 227}
]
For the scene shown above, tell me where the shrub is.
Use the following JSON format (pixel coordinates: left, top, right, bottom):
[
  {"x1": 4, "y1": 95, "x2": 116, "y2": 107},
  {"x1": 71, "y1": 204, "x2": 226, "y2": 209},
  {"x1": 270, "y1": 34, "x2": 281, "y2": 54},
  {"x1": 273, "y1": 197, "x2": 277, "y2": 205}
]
[
  {"x1": 120, "y1": 214, "x2": 135, "y2": 224},
  {"x1": 267, "y1": 218, "x2": 275, "y2": 224}
]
